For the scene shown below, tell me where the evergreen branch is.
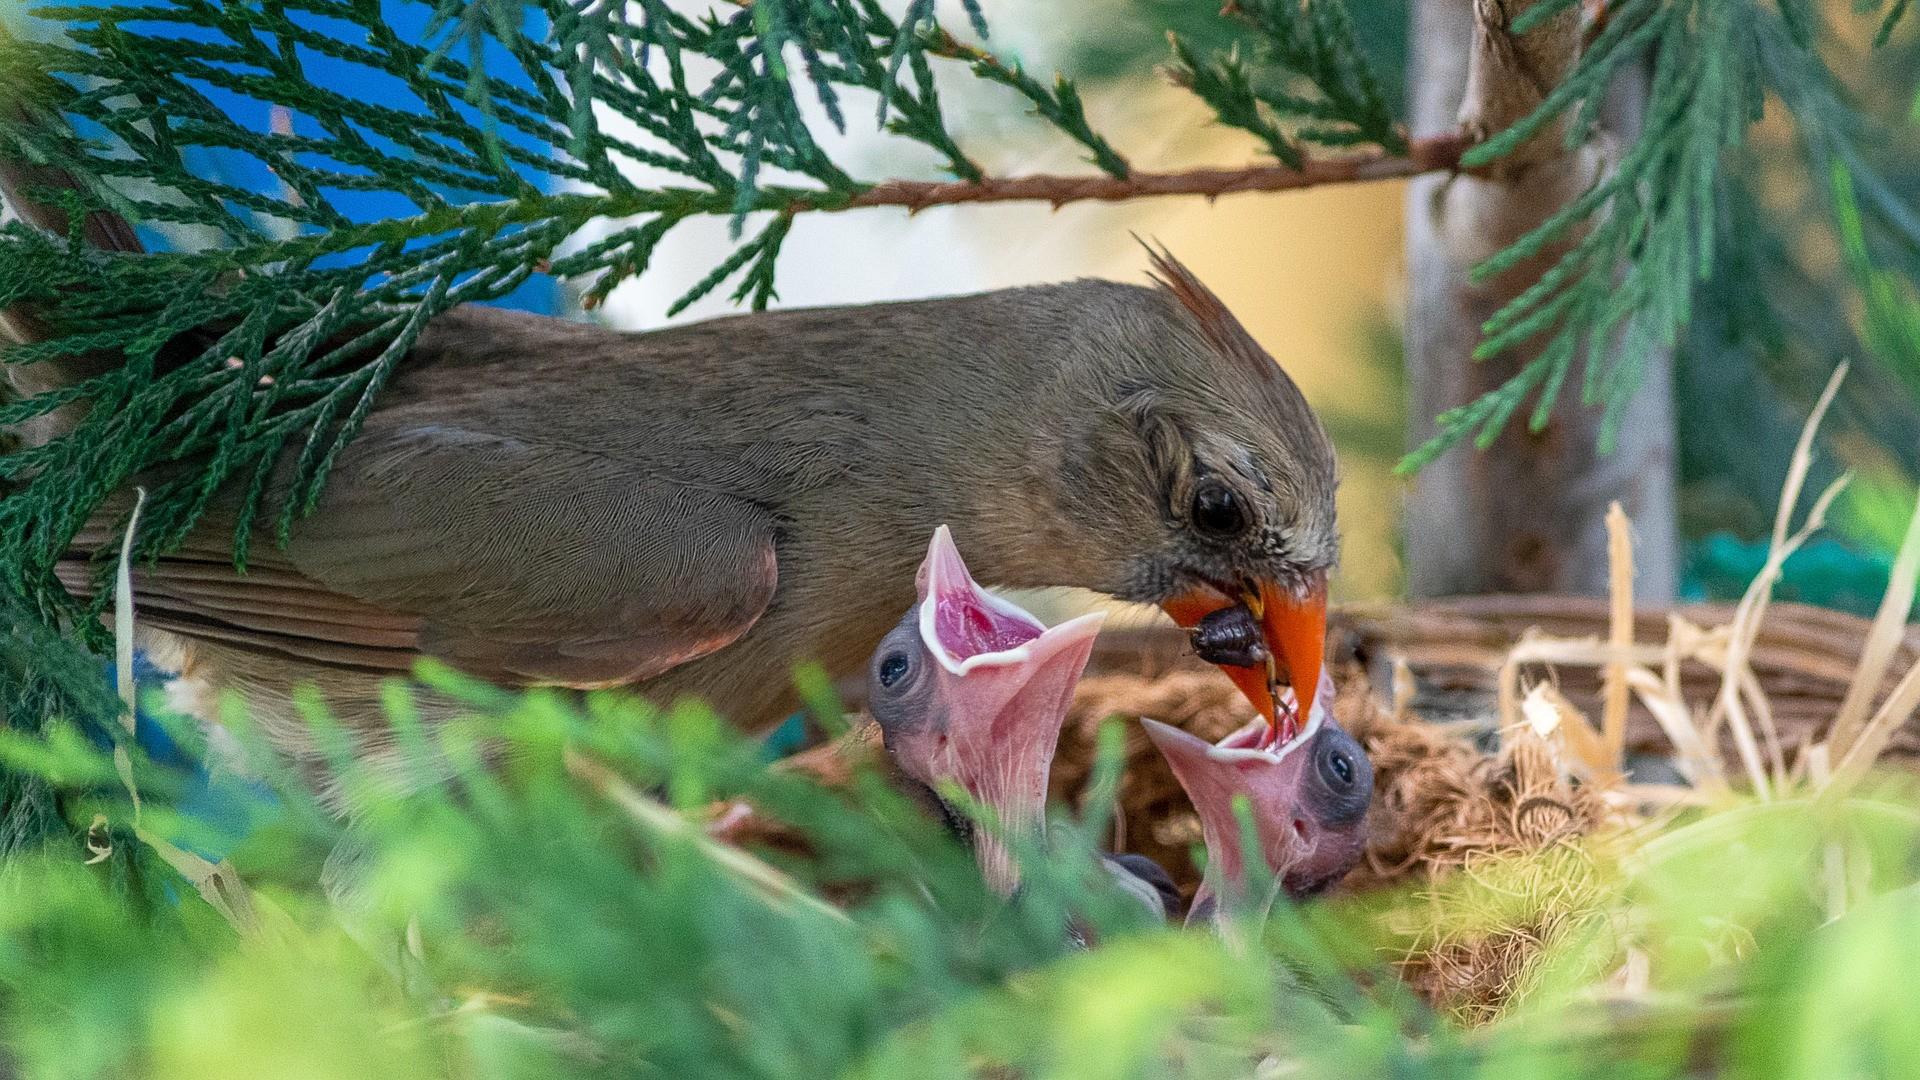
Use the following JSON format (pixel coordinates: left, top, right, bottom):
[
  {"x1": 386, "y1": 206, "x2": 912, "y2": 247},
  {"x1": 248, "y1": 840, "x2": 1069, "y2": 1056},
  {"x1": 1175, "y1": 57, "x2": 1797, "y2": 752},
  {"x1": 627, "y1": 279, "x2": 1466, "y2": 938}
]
[
  {"x1": 562, "y1": 215, "x2": 684, "y2": 311},
  {"x1": 919, "y1": 29, "x2": 1131, "y2": 178},
  {"x1": 891, "y1": 48, "x2": 982, "y2": 182},
  {"x1": 1166, "y1": 38, "x2": 1302, "y2": 169},
  {"x1": 832, "y1": 134, "x2": 1464, "y2": 211},
  {"x1": 666, "y1": 211, "x2": 791, "y2": 315},
  {"x1": 1874, "y1": 0, "x2": 1913, "y2": 44},
  {"x1": 16, "y1": 133, "x2": 1464, "y2": 257},
  {"x1": 1512, "y1": 0, "x2": 1587, "y2": 36},
  {"x1": 0, "y1": 0, "x2": 1457, "y2": 651},
  {"x1": 1398, "y1": 0, "x2": 1910, "y2": 472},
  {"x1": 1170, "y1": 0, "x2": 1407, "y2": 163}
]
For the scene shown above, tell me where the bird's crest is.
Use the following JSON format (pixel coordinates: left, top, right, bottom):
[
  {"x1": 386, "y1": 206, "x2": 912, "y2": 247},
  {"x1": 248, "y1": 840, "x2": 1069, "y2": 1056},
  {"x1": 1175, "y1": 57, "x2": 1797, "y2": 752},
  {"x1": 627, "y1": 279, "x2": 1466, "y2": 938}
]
[{"x1": 1141, "y1": 240, "x2": 1279, "y2": 383}]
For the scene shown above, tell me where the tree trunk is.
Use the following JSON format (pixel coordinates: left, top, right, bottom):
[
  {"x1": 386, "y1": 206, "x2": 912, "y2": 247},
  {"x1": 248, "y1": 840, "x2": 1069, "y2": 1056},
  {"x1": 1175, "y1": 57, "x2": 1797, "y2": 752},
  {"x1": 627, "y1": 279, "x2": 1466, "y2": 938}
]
[{"x1": 1402, "y1": 0, "x2": 1678, "y2": 600}]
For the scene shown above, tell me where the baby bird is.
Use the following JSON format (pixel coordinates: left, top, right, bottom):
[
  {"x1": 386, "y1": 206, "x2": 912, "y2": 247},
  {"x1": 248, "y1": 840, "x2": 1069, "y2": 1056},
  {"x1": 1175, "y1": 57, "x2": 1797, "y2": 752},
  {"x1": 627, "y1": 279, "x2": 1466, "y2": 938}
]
[
  {"x1": 1142, "y1": 671, "x2": 1373, "y2": 925},
  {"x1": 865, "y1": 526, "x2": 1182, "y2": 917}
]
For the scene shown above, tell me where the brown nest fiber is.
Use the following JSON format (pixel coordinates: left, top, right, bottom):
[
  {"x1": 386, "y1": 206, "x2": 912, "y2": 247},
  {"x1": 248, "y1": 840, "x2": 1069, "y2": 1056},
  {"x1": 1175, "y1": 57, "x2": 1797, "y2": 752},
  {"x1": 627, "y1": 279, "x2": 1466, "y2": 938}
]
[
  {"x1": 1050, "y1": 663, "x2": 1617, "y2": 1023},
  {"x1": 1051, "y1": 664, "x2": 1608, "y2": 896}
]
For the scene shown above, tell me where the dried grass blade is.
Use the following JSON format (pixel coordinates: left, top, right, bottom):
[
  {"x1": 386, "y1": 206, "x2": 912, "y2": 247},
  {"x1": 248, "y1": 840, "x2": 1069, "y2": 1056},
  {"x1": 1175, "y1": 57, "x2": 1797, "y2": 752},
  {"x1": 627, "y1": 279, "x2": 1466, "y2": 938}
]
[
  {"x1": 1768, "y1": 363, "x2": 1848, "y2": 553},
  {"x1": 1804, "y1": 745, "x2": 1850, "y2": 921},
  {"x1": 1736, "y1": 666, "x2": 1786, "y2": 787},
  {"x1": 112, "y1": 487, "x2": 263, "y2": 934},
  {"x1": 1505, "y1": 638, "x2": 1667, "y2": 667},
  {"x1": 1602, "y1": 502, "x2": 1633, "y2": 771},
  {"x1": 1522, "y1": 682, "x2": 1615, "y2": 782},
  {"x1": 1835, "y1": 657, "x2": 1920, "y2": 782},
  {"x1": 1828, "y1": 485, "x2": 1920, "y2": 758},
  {"x1": 1623, "y1": 665, "x2": 1724, "y2": 793},
  {"x1": 113, "y1": 489, "x2": 146, "y2": 821},
  {"x1": 1711, "y1": 366, "x2": 1850, "y2": 799}
]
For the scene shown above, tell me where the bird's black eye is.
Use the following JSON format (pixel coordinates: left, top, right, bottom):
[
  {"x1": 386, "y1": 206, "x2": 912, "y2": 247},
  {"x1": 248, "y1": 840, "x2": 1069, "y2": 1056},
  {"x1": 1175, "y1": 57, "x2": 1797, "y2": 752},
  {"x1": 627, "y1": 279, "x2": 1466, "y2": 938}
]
[
  {"x1": 1323, "y1": 747, "x2": 1354, "y2": 787},
  {"x1": 1312, "y1": 728, "x2": 1372, "y2": 826},
  {"x1": 1191, "y1": 481, "x2": 1247, "y2": 538},
  {"x1": 878, "y1": 652, "x2": 911, "y2": 689}
]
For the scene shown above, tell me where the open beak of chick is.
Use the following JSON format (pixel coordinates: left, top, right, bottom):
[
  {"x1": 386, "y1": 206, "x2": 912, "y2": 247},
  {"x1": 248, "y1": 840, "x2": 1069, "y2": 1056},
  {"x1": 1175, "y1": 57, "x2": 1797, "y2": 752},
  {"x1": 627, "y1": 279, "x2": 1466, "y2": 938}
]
[
  {"x1": 876, "y1": 526, "x2": 1104, "y2": 895},
  {"x1": 1160, "y1": 577, "x2": 1329, "y2": 750},
  {"x1": 1141, "y1": 672, "x2": 1372, "y2": 925}
]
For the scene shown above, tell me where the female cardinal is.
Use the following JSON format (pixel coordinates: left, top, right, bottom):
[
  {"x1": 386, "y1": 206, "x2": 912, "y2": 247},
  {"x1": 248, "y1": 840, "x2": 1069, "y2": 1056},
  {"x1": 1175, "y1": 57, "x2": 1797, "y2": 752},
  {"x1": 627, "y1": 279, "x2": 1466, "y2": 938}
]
[{"x1": 6, "y1": 163, "x2": 1338, "y2": 808}]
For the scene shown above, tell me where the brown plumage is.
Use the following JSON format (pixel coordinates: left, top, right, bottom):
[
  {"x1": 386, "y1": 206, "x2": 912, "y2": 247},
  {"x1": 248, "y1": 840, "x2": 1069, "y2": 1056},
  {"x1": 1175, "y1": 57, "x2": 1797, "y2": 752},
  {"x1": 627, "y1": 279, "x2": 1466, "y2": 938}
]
[{"x1": 6, "y1": 160, "x2": 1340, "y2": 807}]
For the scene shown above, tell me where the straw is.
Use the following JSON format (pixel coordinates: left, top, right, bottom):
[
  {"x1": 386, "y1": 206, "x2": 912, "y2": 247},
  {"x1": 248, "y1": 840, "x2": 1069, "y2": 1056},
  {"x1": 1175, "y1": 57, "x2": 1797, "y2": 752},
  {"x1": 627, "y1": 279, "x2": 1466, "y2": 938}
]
[
  {"x1": 111, "y1": 488, "x2": 264, "y2": 935},
  {"x1": 1602, "y1": 502, "x2": 1634, "y2": 772},
  {"x1": 1827, "y1": 483, "x2": 1920, "y2": 759},
  {"x1": 1707, "y1": 364, "x2": 1851, "y2": 799}
]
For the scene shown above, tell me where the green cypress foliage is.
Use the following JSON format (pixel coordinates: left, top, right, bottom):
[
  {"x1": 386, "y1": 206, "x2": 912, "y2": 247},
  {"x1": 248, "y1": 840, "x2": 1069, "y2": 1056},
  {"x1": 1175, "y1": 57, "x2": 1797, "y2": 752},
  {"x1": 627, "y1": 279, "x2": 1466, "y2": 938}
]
[{"x1": 1402, "y1": 0, "x2": 1920, "y2": 471}]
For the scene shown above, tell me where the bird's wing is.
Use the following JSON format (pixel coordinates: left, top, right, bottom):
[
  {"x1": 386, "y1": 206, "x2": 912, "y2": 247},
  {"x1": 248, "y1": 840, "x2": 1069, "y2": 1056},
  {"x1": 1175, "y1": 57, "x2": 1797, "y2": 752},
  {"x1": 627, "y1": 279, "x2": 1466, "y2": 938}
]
[{"x1": 76, "y1": 426, "x2": 780, "y2": 687}]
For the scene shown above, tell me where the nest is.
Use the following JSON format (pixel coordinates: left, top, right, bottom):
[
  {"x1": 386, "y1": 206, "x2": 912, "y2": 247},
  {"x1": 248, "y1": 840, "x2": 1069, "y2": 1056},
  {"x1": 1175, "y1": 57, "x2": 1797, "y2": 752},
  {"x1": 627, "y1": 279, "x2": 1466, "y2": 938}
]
[
  {"x1": 1059, "y1": 665, "x2": 1601, "y2": 882},
  {"x1": 1049, "y1": 660, "x2": 1619, "y2": 1023},
  {"x1": 755, "y1": 549, "x2": 1916, "y2": 1021}
]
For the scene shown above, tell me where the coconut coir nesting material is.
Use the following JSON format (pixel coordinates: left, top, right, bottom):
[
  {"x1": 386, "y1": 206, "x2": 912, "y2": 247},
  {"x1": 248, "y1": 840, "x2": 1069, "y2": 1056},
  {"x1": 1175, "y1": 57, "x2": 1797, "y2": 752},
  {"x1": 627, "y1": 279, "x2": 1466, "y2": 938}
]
[
  {"x1": 1053, "y1": 670, "x2": 1606, "y2": 893},
  {"x1": 1052, "y1": 669, "x2": 1617, "y2": 1023}
]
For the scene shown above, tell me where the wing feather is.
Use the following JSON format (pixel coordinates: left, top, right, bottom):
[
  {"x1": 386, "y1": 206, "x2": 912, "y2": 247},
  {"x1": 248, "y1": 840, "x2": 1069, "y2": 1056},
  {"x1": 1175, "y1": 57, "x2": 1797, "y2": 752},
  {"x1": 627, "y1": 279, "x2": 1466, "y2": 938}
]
[{"x1": 66, "y1": 427, "x2": 780, "y2": 687}]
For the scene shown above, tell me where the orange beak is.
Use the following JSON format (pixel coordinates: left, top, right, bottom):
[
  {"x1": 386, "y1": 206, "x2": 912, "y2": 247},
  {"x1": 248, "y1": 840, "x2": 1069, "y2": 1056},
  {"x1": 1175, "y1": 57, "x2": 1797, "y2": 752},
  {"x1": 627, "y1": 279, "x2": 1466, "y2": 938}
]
[{"x1": 1162, "y1": 575, "x2": 1327, "y2": 744}]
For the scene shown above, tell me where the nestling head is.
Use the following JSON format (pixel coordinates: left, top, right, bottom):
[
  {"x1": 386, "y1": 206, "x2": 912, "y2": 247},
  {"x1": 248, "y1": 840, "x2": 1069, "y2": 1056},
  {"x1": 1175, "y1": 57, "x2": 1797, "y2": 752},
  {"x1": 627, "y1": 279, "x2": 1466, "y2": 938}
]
[
  {"x1": 866, "y1": 525, "x2": 1104, "y2": 895},
  {"x1": 1141, "y1": 672, "x2": 1373, "y2": 924}
]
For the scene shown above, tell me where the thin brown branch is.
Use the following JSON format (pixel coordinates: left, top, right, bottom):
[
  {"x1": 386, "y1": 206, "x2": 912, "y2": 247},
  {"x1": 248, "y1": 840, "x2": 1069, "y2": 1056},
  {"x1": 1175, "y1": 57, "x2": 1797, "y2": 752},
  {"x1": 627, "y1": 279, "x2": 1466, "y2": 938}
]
[{"x1": 829, "y1": 133, "x2": 1467, "y2": 214}]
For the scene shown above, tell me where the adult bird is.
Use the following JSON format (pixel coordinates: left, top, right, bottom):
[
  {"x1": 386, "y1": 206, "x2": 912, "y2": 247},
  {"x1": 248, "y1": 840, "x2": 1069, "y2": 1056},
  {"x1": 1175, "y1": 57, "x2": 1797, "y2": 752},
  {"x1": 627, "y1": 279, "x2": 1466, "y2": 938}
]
[
  {"x1": 1141, "y1": 672, "x2": 1374, "y2": 925},
  {"x1": 4, "y1": 165, "x2": 1339, "y2": 802}
]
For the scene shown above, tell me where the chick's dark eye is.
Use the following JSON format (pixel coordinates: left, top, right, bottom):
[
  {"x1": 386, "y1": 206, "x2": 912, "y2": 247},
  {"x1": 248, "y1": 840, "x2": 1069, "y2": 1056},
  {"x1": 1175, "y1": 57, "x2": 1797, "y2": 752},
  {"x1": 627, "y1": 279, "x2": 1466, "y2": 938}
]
[
  {"x1": 878, "y1": 652, "x2": 911, "y2": 689},
  {"x1": 1191, "y1": 482, "x2": 1247, "y2": 538},
  {"x1": 1312, "y1": 730, "x2": 1372, "y2": 826}
]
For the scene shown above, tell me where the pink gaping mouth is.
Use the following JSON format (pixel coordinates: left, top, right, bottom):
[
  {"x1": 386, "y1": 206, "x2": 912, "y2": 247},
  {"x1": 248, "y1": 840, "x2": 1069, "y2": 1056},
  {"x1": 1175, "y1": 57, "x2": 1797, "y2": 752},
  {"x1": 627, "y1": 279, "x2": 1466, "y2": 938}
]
[
  {"x1": 916, "y1": 525, "x2": 1048, "y2": 672},
  {"x1": 933, "y1": 582, "x2": 1043, "y2": 658},
  {"x1": 1198, "y1": 672, "x2": 1332, "y2": 760},
  {"x1": 1215, "y1": 717, "x2": 1271, "y2": 752},
  {"x1": 904, "y1": 525, "x2": 1107, "y2": 896}
]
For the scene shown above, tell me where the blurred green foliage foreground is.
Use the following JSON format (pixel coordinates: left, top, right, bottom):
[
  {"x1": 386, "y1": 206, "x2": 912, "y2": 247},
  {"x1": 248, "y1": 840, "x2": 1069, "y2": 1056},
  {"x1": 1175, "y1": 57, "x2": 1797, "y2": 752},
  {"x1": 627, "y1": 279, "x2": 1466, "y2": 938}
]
[{"x1": 0, "y1": 656, "x2": 1919, "y2": 1080}]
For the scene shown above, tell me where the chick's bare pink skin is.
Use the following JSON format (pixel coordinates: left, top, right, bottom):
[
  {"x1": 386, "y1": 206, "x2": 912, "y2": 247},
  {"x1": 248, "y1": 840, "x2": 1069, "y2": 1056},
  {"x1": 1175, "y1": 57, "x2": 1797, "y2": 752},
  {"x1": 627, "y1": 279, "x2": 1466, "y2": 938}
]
[
  {"x1": 1143, "y1": 673, "x2": 1372, "y2": 924},
  {"x1": 865, "y1": 526, "x2": 1104, "y2": 895}
]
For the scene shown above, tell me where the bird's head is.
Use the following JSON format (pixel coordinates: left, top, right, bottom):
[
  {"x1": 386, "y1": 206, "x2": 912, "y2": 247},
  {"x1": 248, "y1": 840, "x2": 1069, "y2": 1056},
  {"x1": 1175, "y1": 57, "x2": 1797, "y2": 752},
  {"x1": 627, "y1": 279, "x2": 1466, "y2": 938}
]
[
  {"x1": 1051, "y1": 247, "x2": 1337, "y2": 753},
  {"x1": 866, "y1": 526, "x2": 1104, "y2": 895},
  {"x1": 1141, "y1": 672, "x2": 1372, "y2": 924}
]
